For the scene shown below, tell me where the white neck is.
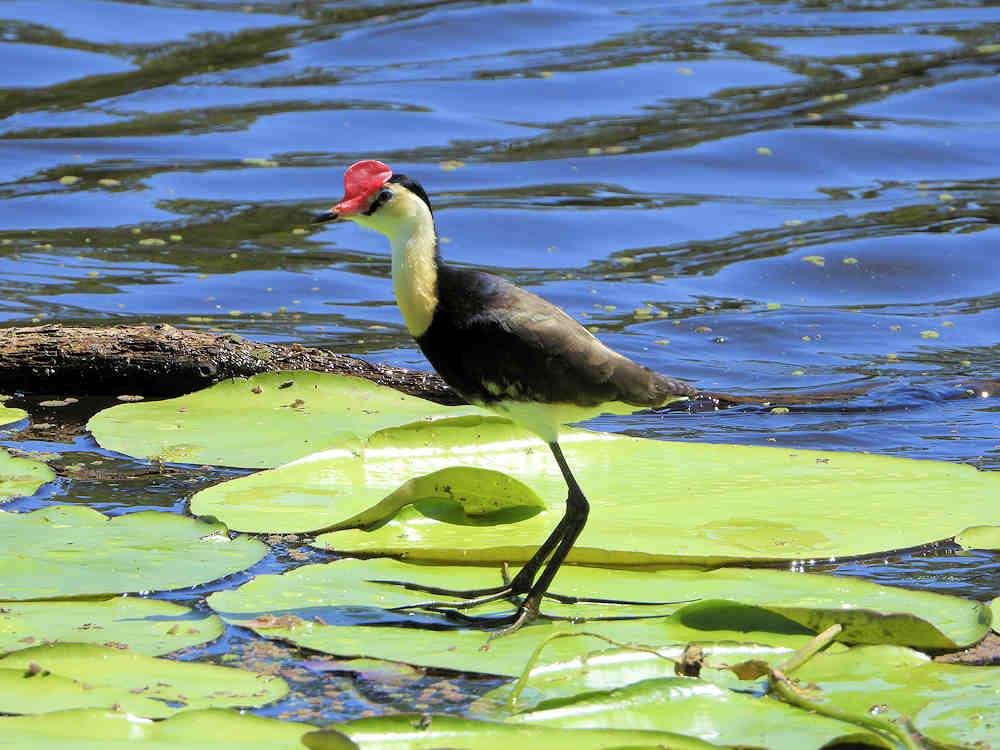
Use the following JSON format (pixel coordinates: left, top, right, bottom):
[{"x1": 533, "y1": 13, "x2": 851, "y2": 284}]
[{"x1": 353, "y1": 186, "x2": 439, "y2": 338}]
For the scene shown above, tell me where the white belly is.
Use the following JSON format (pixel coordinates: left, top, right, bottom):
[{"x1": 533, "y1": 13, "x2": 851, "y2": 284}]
[{"x1": 484, "y1": 399, "x2": 636, "y2": 444}]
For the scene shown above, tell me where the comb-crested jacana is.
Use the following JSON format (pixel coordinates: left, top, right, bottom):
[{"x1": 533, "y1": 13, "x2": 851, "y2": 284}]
[{"x1": 313, "y1": 160, "x2": 696, "y2": 636}]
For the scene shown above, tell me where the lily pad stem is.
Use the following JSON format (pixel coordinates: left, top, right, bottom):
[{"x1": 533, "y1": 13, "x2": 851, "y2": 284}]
[
  {"x1": 779, "y1": 623, "x2": 842, "y2": 674},
  {"x1": 770, "y1": 624, "x2": 927, "y2": 750}
]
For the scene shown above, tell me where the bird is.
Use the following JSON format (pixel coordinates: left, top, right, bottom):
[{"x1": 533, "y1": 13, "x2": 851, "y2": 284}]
[{"x1": 313, "y1": 159, "x2": 696, "y2": 636}]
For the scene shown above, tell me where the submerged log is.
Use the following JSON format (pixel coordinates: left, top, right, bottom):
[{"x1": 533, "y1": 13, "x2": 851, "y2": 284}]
[{"x1": 0, "y1": 323, "x2": 994, "y2": 408}]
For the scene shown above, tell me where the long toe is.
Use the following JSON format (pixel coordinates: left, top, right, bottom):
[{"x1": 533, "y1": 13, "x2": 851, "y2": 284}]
[
  {"x1": 367, "y1": 578, "x2": 518, "y2": 600},
  {"x1": 480, "y1": 598, "x2": 542, "y2": 647},
  {"x1": 386, "y1": 587, "x2": 520, "y2": 613}
]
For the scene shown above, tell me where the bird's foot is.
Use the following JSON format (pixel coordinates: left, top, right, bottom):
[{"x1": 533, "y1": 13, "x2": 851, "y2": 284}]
[
  {"x1": 373, "y1": 571, "x2": 555, "y2": 644},
  {"x1": 416, "y1": 605, "x2": 530, "y2": 629},
  {"x1": 410, "y1": 596, "x2": 546, "y2": 647},
  {"x1": 375, "y1": 575, "x2": 695, "y2": 619},
  {"x1": 481, "y1": 599, "x2": 541, "y2": 648}
]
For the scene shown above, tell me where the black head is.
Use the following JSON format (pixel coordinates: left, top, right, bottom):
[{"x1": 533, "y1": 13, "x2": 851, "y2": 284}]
[{"x1": 388, "y1": 174, "x2": 433, "y2": 215}]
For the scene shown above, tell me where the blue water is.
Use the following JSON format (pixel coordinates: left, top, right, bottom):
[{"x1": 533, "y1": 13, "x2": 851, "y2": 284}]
[{"x1": 1, "y1": 0, "x2": 999, "y2": 723}]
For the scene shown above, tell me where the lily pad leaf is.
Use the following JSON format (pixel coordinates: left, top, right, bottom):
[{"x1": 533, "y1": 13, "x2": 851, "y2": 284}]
[
  {"x1": 207, "y1": 597, "x2": 793, "y2": 680},
  {"x1": 337, "y1": 466, "x2": 545, "y2": 531},
  {"x1": 206, "y1": 558, "x2": 985, "y2": 676},
  {"x1": 0, "y1": 597, "x2": 224, "y2": 656},
  {"x1": 477, "y1": 641, "x2": 782, "y2": 714},
  {"x1": 0, "y1": 643, "x2": 288, "y2": 717},
  {"x1": 0, "y1": 707, "x2": 311, "y2": 748},
  {"x1": 0, "y1": 403, "x2": 27, "y2": 428},
  {"x1": 276, "y1": 416, "x2": 1000, "y2": 565},
  {"x1": 281, "y1": 559, "x2": 989, "y2": 648},
  {"x1": 193, "y1": 459, "x2": 546, "y2": 535},
  {"x1": 305, "y1": 713, "x2": 722, "y2": 750},
  {"x1": 789, "y1": 644, "x2": 1000, "y2": 747},
  {"x1": 955, "y1": 524, "x2": 1000, "y2": 550},
  {"x1": 87, "y1": 372, "x2": 484, "y2": 469},
  {"x1": 483, "y1": 637, "x2": 1000, "y2": 745},
  {"x1": 303, "y1": 728, "x2": 359, "y2": 750},
  {"x1": 0, "y1": 448, "x2": 55, "y2": 504},
  {"x1": 0, "y1": 505, "x2": 267, "y2": 600},
  {"x1": 509, "y1": 676, "x2": 893, "y2": 749}
]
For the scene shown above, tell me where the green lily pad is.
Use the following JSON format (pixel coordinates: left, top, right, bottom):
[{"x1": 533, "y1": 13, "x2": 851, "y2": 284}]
[
  {"x1": 87, "y1": 372, "x2": 483, "y2": 469},
  {"x1": 509, "y1": 676, "x2": 891, "y2": 749},
  {"x1": 480, "y1": 635, "x2": 1000, "y2": 746},
  {"x1": 191, "y1": 415, "x2": 1000, "y2": 564},
  {"x1": 0, "y1": 449, "x2": 55, "y2": 504},
  {"x1": 205, "y1": 605, "x2": 797, "y2": 680},
  {"x1": 991, "y1": 597, "x2": 1000, "y2": 634},
  {"x1": 0, "y1": 505, "x2": 267, "y2": 599},
  {"x1": 193, "y1": 461, "x2": 546, "y2": 535},
  {"x1": 0, "y1": 597, "x2": 224, "y2": 656},
  {"x1": 306, "y1": 713, "x2": 722, "y2": 750},
  {"x1": 247, "y1": 559, "x2": 988, "y2": 647},
  {"x1": 481, "y1": 637, "x2": 1000, "y2": 746},
  {"x1": 0, "y1": 643, "x2": 288, "y2": 717},
  {"x1": 788, "y1": 644, "x2": 1000, "y2": 747},
  {"x1": 208, "y1": 575, "x2": 664, "y2": 676},
  {"x1": 0, "y1": 404, "x2": 27, "y2": 428},
  {"x1": 955, "y1": 524, "x2": 1000, "y2": 550},
  {"x1": 206, "y1": 558, "x2": 984, "y2": 675},
  {"x1": 0, "y1": 707, "x2": 311, "y2": 748},
  {"x1": 331, "y1": 466, "x2": 546, "y2": 530},
  {"x1": 475, "y1": 641, "x2": 772, "y2": 714},
  {"x1": 301, "y1": 728, "x2": 358, "y2": 749}
]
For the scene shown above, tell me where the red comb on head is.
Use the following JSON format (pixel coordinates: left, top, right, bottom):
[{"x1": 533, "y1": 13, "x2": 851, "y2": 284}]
[{"x1": 334, "y1": 160, "x2": 393, "y2": 216}]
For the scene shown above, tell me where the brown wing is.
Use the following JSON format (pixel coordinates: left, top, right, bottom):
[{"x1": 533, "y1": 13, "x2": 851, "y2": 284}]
[{"x1": 419, "y1": 267, "x2": 696, "y2": 407}]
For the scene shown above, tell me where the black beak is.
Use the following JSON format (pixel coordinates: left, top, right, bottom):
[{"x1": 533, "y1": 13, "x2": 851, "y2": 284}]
[{"x1": 312, "y1": 211, "x2": 339, "y2": 225}]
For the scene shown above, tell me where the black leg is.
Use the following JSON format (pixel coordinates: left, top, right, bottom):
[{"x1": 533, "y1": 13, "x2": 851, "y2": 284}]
[
  {"x1": 376, "y1": 511, "x2": 569, "y2": 606},
  {"x1": 376, "y1": 441, "x2": 583, "y2": 623},
  {"x1": 484, "y1": 441, "x2": 588, "y2": 640}
]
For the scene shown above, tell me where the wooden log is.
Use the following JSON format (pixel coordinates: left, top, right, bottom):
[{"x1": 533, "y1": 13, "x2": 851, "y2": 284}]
[
  {"x1": 0, "y1": 323, "x2": 459, "y2": 403},
  {"x1": 0, "y1": 324, "x2": 993, "y2": 408}
]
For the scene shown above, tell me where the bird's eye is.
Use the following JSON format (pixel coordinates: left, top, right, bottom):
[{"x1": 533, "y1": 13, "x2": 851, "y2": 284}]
[{"x1": 362, "y1": 187, "x2": 394, "y2": 216}]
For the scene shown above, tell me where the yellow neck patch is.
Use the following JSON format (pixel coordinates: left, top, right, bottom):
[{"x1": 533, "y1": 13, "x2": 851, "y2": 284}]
[
  {"x1": 391, "y1": 213, "x2": 439, "y2": 337},
  {"x1": 351, "y1": 185, "x2": 439, "y2": 337}
]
